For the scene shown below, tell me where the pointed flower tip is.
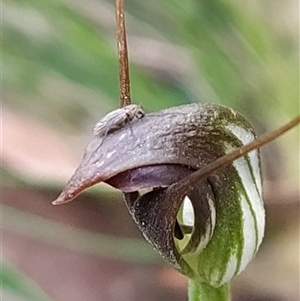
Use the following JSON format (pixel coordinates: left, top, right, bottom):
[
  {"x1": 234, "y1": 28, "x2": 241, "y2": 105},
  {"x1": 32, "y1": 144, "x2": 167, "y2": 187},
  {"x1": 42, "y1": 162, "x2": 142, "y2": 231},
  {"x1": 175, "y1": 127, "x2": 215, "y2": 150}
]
[
  {"x1": 52, "y1": 192, "x2": 72, "y2": 206},
  {"x1": 52, "y1": 199, "x2": 64, "y2": 206}
]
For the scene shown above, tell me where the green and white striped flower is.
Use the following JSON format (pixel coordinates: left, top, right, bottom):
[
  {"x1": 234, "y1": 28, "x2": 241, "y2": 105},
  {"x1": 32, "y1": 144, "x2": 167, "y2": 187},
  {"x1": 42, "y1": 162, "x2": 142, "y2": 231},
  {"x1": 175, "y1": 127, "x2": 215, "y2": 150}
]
[
  {"x1": 175, "y1": 115, "x2": 265, "y2": 286},
  {"x1": 53, "y1": 103, "x2": 265, "y2": 289}
]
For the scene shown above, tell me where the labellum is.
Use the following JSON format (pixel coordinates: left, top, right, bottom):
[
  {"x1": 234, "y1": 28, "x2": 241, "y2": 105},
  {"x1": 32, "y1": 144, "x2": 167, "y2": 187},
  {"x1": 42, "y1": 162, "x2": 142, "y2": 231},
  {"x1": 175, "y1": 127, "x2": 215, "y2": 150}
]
[{"x1": 53, "y1": 103, "x2": 265, "y2": 286}]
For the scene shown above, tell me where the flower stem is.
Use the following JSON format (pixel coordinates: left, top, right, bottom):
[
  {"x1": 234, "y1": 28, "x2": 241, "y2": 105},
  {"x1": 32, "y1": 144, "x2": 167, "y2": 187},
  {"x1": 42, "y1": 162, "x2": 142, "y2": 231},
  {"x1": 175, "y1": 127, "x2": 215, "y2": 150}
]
[{"x1": 188, "y1": 280, "x2": 231, "y2": 301}]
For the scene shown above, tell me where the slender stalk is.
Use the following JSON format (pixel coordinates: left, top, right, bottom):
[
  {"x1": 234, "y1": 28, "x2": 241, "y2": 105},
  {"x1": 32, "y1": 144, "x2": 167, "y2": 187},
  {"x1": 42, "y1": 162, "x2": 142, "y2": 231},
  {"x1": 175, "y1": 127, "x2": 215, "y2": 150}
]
[
  {"x1": 179, "y1": 115, "x2": 300, "y2": 190},
  {"x1": 115, "y1": 0, "x2": 131, "y2": 107},
  {"x1": 188, "y1": 280, "x2": 231, "y2": 301}
]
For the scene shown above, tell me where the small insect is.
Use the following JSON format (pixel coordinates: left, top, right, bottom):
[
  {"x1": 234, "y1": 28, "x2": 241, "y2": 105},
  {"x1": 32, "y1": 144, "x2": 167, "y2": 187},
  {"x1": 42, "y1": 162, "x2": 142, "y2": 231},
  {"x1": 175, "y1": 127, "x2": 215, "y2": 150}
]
[{"x1": 93, "y1": 104, "x2": 145, "y2": 136}]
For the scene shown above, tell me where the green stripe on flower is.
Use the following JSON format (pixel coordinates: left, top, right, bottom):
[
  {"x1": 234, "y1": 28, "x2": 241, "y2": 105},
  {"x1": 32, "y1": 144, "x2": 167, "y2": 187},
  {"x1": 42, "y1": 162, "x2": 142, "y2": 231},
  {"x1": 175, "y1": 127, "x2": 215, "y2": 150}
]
[{"x1": 177, "y1": 120, "x2": 264, "y2": 287}]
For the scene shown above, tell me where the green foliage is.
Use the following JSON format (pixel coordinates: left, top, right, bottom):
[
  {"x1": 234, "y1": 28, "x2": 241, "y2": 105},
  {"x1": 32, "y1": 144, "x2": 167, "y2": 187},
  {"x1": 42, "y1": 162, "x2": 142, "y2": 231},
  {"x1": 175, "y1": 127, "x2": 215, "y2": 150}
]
[
  {"x1": 4, "y1": 0, "x2": 298, "y2": 128},
  {"x1": 3, "y1": 205, "x2": 160, "y2": 264},
  {"x1": 1, "y1": 261, "x2": 53, "y2": 301}
]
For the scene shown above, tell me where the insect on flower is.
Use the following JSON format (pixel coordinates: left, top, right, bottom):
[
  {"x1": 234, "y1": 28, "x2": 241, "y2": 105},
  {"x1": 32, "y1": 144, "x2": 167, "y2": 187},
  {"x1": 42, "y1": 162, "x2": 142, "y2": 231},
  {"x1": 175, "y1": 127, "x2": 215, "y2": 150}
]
[{"x1": 93, "y1": 104, "x2": 145, "y2": 136}]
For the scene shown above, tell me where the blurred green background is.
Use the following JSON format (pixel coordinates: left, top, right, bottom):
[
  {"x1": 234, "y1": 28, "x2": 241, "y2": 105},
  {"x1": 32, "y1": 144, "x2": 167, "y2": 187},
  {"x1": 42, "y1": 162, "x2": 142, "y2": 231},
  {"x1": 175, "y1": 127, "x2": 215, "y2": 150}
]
[{"x1": 2, "y1": 0, "x2": 299, "y2": 301}]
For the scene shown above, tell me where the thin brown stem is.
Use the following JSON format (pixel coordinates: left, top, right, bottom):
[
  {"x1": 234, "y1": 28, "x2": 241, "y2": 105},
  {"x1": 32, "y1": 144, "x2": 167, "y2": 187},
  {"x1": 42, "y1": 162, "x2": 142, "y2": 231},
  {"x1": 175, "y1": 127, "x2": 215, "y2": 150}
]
[
  {"x1": 178, "y1": 115, "x2": 300, "y2": 189},
  {"x1": 116, "y1": 0, "x2": 131, "y2": 107}
]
